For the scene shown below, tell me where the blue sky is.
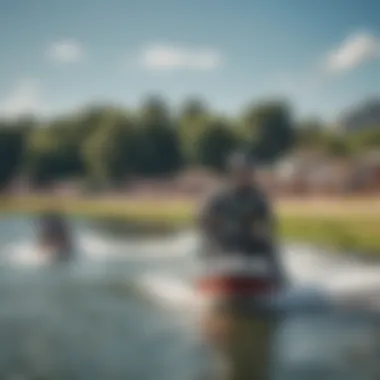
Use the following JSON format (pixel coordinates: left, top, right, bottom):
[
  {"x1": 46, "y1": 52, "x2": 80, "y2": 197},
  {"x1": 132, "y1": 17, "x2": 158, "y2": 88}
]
[{"x1": 0, "y1": 0, "x2": 379, "y2": 121}]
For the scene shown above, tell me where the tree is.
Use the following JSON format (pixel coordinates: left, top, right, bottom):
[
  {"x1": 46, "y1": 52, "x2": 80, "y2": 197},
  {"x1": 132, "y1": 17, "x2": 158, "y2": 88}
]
[
  {"x1": 347, "y1": 127, "x2": 380, "y2": 153},
  {"x1": 180, "y1": 98, "x2": 208, "y2": 120},
  {"x1": 82, "y1": 112, "x2": 138, "y2": 187},
  {"x1": 136, "y1": 96, "x2": 183, "y2": 176},
  {"x1": 25, "y1": 127, "x2": 64, "y2": 186},
  {"x1": 0, "y1": 97, "x2": 313, "y2": 188},
  {"x1": 196, "y1": 119, "x2": 240, "y2": 171},
  {"x1": 140, "y1": 95, "x2": 170, "y2": 125},
  {"x1": 24, "y1": 116, "x2": 87, "y2": 186},
  {"x1": 324, "y1": 136, "x2": 352, "y2": 158},
  {"x1": 296, "y1": 119, "x2": 326, "y2": 148},
  {"x1": 178, "y1": 98, "x2": 210, "y2": 165},
  {"x1": 244, "y1": 101, "x2": 295, "y2": 164},
  {"x1": 0, "y1": 125, "x2": 29, "y2": 189}
]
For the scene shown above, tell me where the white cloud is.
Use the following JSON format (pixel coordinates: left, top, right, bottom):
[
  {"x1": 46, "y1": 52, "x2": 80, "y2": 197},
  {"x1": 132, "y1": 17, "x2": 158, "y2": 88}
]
[
  {"x1": 140, "y1": 45, "x2": 222, "y2": 70},
  {"x1": 324, "y1": 32, "x2": 380, "y2": 73},
  {"x1": 47, "y1": 39, "x2": 84, "y2": 63},
  {"x1": 0, "y1": 79, "x2": 45, "y2": 119}
]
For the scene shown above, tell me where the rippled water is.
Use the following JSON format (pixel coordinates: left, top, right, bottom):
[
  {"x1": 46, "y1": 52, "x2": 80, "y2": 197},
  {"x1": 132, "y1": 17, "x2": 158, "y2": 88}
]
[{"x1": 0, "y1": 215, "x2": 379, "y2": 380}]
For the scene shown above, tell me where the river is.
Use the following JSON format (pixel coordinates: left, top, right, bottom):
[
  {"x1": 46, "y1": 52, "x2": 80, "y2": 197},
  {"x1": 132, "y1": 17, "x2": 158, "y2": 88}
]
[{"x1": 0, "y1": 215, "x2": 379, "y2": 380}]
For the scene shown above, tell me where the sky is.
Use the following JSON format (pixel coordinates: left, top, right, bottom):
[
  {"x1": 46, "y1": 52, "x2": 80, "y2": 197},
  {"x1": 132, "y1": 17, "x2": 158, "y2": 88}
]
[{"x1": 0, "y1": 0, "x2": 379, "y2": 121}]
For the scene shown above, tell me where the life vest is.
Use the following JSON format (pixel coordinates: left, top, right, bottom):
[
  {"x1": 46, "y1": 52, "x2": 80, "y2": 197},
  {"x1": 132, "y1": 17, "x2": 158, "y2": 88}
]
[{"x1": 195, "y1": 256, "x2": 280, "y2": 298}]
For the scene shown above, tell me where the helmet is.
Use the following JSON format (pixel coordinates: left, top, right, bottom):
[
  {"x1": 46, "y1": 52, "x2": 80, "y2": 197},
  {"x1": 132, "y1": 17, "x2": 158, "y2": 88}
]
[{"x1": 226, "y1": 151, "x2": 254, "y2": 172}]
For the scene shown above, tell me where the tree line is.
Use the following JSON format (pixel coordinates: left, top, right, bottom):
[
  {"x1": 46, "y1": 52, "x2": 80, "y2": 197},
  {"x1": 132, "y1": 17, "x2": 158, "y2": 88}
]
[{"x1": 0, "y1": 96, "x2": 378, "y2": 190}]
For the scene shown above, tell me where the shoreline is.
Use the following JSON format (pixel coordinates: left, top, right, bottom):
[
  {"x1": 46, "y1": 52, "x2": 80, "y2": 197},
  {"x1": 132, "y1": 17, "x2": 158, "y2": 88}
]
[
  {"x1": 0, "y1": 194, "x2": 379, "y2": 255},
  {"x1": 1, "y1": 193, "x2": 380, "y2": 217}
]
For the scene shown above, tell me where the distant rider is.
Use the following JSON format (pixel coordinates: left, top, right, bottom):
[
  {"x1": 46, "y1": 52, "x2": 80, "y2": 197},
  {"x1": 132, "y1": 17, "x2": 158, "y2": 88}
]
[{"x1": 39, "y1": 212, "x2": 74, "y2": 262}]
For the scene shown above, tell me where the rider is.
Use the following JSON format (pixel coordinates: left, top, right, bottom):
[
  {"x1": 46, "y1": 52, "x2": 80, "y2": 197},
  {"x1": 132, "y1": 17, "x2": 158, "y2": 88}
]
[
  {"x1": 39, "y1": 212, "x2": 74, "y2": 262},
  {"x1": 198, "y1": 151, "x2": 285, "y2": 286}
]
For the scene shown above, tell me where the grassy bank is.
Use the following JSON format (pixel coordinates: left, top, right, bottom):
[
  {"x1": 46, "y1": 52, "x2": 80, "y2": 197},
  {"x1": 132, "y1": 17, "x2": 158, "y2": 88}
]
[{"x1": 0, "y1": 195, "x2": 380, "y2": 254}]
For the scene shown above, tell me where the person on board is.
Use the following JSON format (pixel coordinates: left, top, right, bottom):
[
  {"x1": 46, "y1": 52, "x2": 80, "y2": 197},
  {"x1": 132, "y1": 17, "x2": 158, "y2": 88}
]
[
  {"x1": 38, "y1": 212, "x2": 74, "y2": 262},
  {"x1": 197, "y1": 150, "x2": 286, "y2": 287}
]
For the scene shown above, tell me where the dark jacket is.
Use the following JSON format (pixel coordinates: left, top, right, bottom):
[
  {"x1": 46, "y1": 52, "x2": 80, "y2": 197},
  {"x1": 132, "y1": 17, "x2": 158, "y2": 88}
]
[
  {"x1": 198, "y1": 184, "x2": 287, "y2": 285},
  {"x1": 39, "y1": 214, "x2": 74, "y2": 261},
  {"x1": 199, "y1": 184, "x2": 274, "y2": 249}
]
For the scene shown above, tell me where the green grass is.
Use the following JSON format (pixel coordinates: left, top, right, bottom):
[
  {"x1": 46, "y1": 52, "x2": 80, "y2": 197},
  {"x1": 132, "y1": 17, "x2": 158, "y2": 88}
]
[
  {"x1": 279, "y1": 217, "x2": 380, "y2": 254},
  {"x1": 0, "y1": 196, "x2": 194, "y2": 225},
  {"x1": 0, "y1": 195, "x2": 379, "y2": 254}
]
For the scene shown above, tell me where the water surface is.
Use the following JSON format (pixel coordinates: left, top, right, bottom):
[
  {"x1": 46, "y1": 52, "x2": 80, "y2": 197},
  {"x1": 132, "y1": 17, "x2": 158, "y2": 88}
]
[{"x1": 0, "y1": 215, "x2": 379, "y2": 380}]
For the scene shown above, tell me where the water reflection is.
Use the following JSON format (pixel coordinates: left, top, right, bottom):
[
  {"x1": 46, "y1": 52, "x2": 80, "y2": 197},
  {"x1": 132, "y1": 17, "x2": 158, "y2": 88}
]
[
  {"x1": 198, "y1": 294, "x2": 380, "y2": 380},
  {"x1": 200, "y1": 307, "x2": 275, "y2": 379}
]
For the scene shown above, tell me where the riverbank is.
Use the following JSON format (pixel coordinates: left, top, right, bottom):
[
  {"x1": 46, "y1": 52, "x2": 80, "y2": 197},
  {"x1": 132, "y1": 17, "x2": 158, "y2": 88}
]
[{"x1": 0, "y1": 195, "x2": 379, "y2": 254}]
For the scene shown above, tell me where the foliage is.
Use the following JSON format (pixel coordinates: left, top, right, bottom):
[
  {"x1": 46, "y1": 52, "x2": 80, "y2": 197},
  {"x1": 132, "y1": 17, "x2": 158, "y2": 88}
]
[
  {"x1": 178, "y1": 98, "x2": 210, "y2": 164},
  {"x1": 195, "y1": 118, "x2": 240, "y2": 171},
  {"x1": 243, "y1": 101, "x2": 295, "y2": 163},
  {"x1": 2, "y1": 96, "x2": 379, "y2": 190},
  {"x1": 295, "y1": 120, "x2": 380, "y2": 157},
  {"x1": 0, "y1": 121, "x2": 30, "y2": 188},
  {"x1": 82, "y1": 111, "x2": 138, "y2": 187}
]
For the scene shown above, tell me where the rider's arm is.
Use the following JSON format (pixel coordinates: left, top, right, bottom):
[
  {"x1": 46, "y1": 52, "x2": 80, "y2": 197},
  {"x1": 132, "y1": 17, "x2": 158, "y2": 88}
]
[
  {"x1": 197, "y1": 190, "x2": 224, "y2": 232},
  {"x1": 251, "y1": 194, "x2": 276, "y2": 241},
  {"x1": 197, "y1": 191, "x2": 225, "y2": 257}
]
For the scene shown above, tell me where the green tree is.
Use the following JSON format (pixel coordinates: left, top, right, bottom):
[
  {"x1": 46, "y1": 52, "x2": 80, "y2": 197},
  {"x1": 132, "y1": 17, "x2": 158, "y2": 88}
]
[
  {"x1": 82, "y1": 111, "x2": 138, "y2": 187},
  {"x1": 0, "y1": 122, "x2": 30, "y2": 189},
  {"x1": 25, "y1": 116, "x2": 87, "y2": 186},
  {"x1": 347, "y1": 127, "x2": 380, "y2": 153},
  {"x1": 180, "y1": 98, "x2": 208, "y2": 120},
  {"x1": 137, "y1": 96, "x2": 183, "y2": 176},
  {"x1": 324, "y1": 136, "x2": 352, "y2": 158},
  {"x1": 196, "y1": 119, "x2": 240, "y2": 171},
  {"x1": 178, "y1": 98, "x2": 210, "y2": 165},
  {"x1": 244, "y1": 101, "x2": 295, "y2": 163},
  {"x1": 25, "y1": 127, "x2": 64, "y2": 186},
  {"x1": 296, "y1": 119, "x2": 327, "y2": 148},
  {"x1": 140, "y1": 95, "x2": 170, "y2": 125}
]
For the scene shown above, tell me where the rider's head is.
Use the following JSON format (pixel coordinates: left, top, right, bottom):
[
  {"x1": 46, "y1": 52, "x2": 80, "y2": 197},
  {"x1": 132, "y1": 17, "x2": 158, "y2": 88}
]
[{"x1": 226, "y1": 151, "x2": 255, "y2": 189}]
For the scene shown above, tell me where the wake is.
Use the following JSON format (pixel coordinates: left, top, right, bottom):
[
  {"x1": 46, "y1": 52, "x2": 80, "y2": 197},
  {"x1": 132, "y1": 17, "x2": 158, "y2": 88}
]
[
  {"x1": 135, "y1": 235, "x2": 380, "y2": 314},
  {"x1": 2, "y1": 230, "x2": 380, "y2": 313}
]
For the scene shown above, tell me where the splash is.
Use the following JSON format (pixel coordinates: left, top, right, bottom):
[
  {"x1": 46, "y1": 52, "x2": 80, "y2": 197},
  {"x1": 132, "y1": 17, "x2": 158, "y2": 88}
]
[
  {"x1": 135, "y1": 235, "x2": 380, "y2": 313},
  {"x1": 2, "y1": 223, "x2": 380, "y2": 313}
]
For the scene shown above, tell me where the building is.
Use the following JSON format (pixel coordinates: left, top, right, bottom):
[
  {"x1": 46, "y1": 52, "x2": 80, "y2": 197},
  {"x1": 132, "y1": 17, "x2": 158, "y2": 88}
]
[
  {"x1": 337, "y1": 98, "x2": 380, "y2": 133},
  {"x1": 272, "y1": 151, "x2": 366, "y2": 195},
  {"x1": 274, "y1": 150, "x2": 330, "y2": 195},
  {"x1": 352, "y1": 151, "x2": 380, "y2": 193}
]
